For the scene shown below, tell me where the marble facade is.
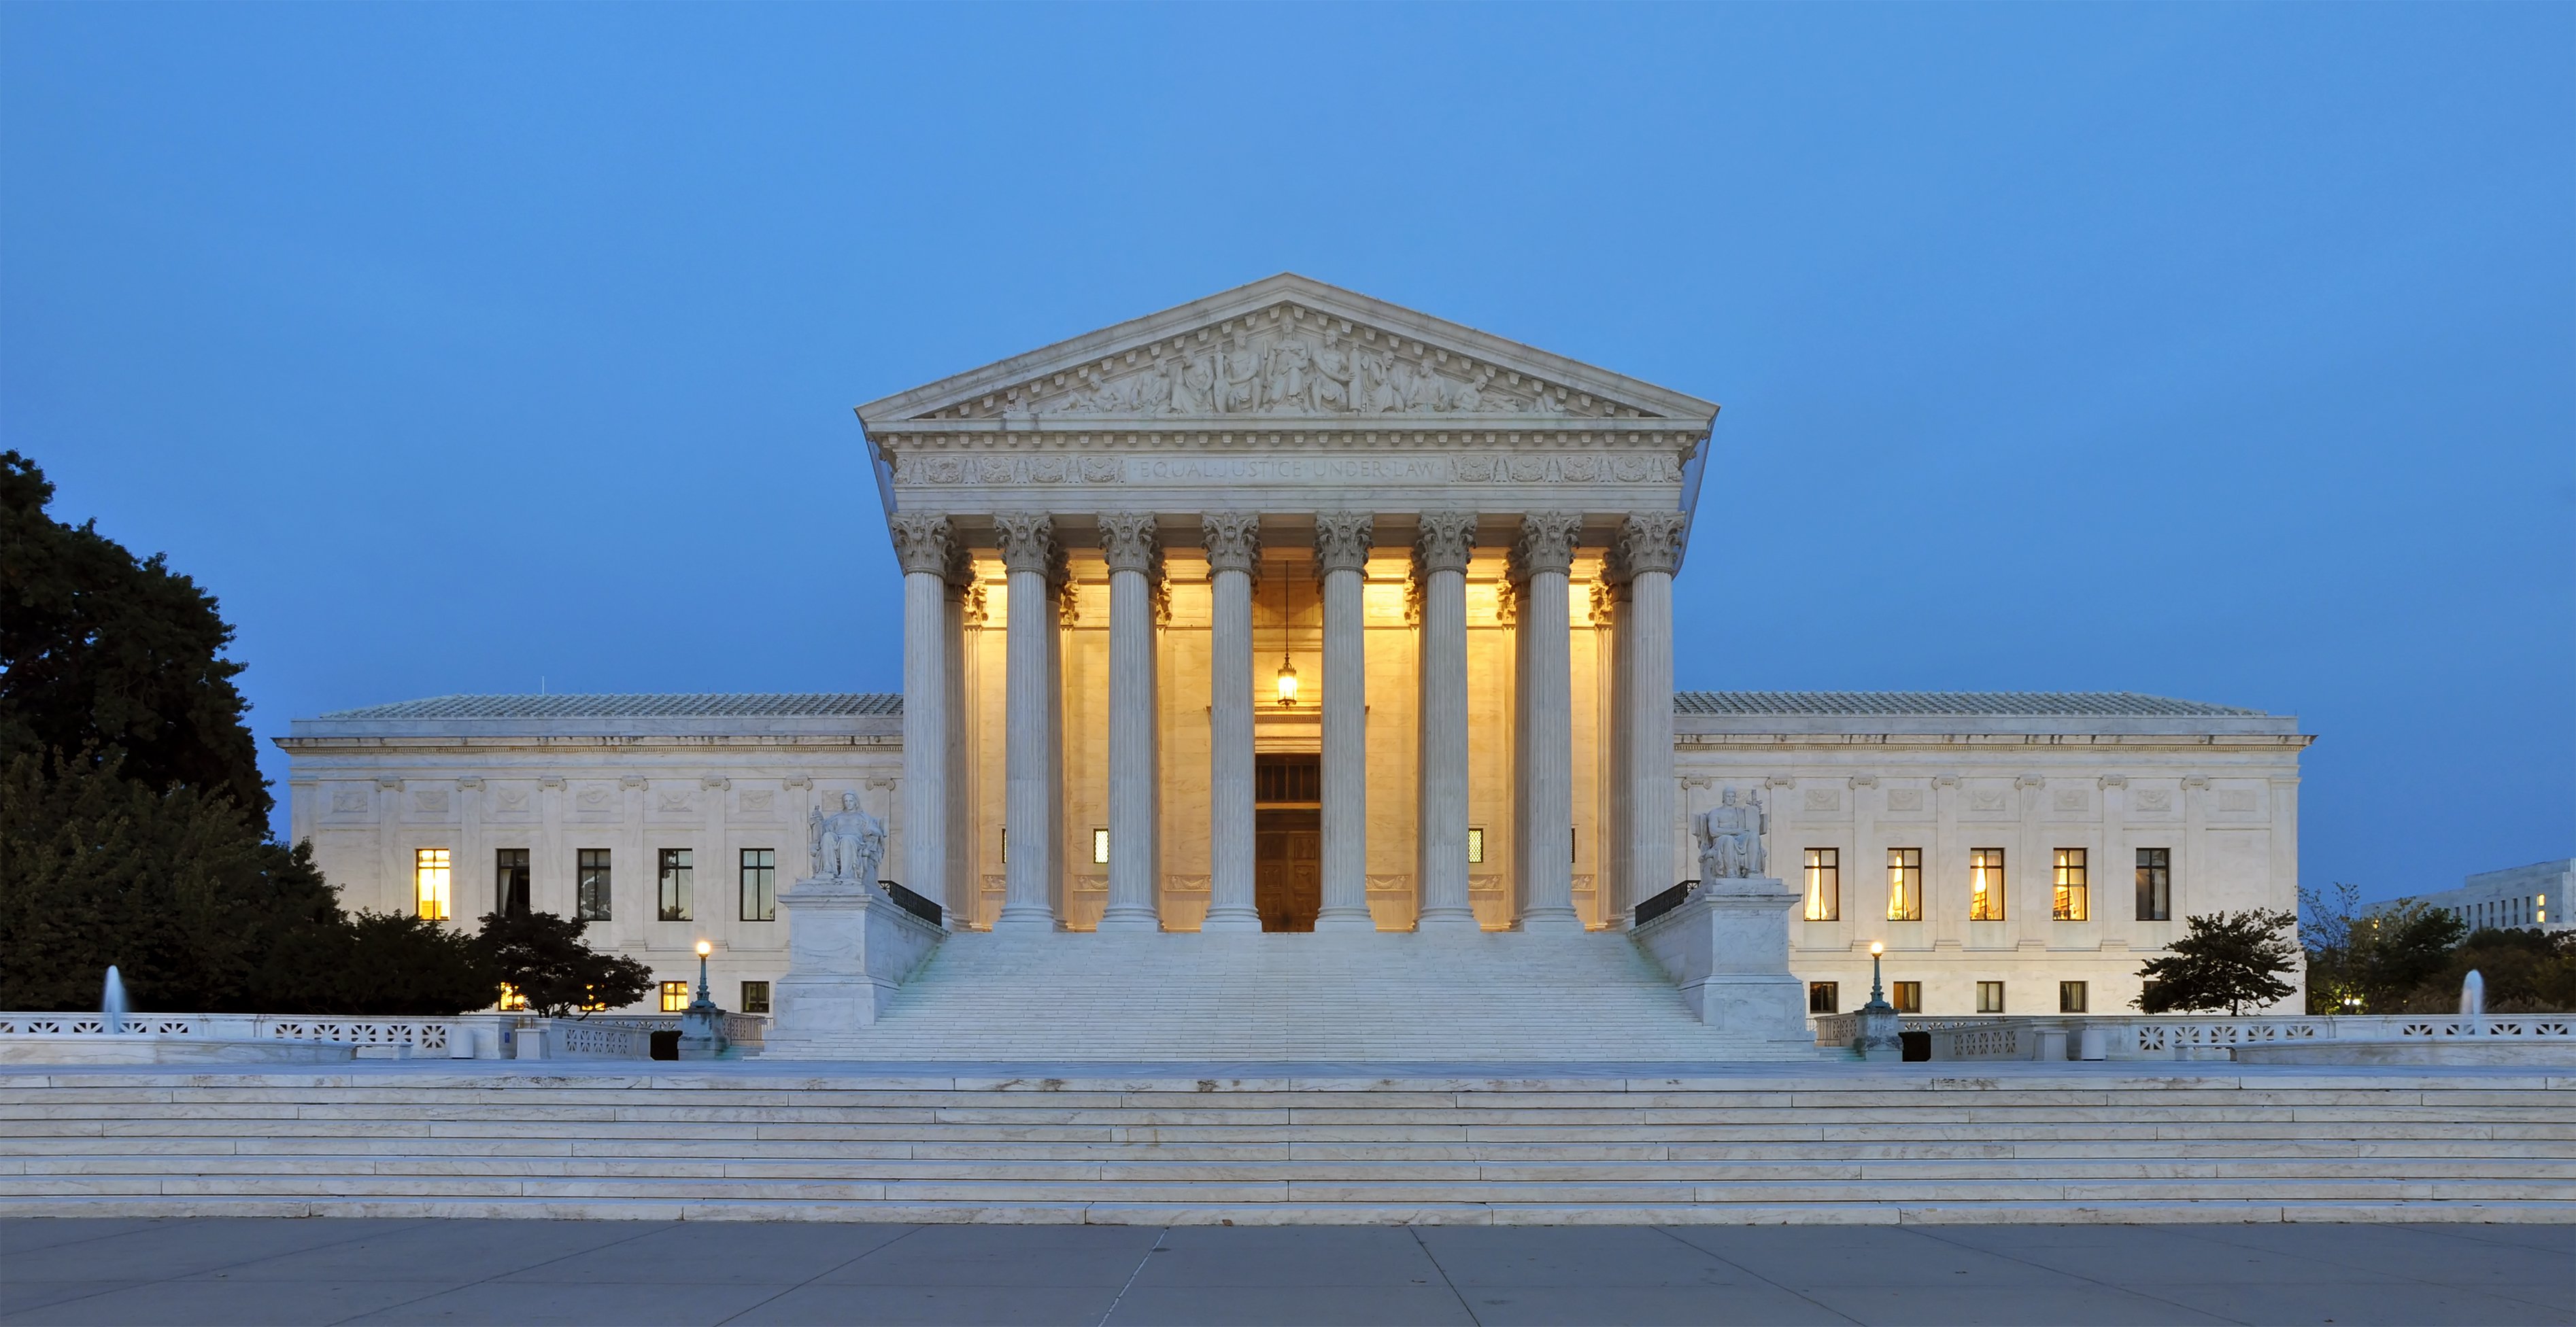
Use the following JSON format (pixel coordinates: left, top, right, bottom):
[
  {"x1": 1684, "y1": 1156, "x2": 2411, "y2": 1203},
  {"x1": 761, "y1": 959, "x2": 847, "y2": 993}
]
[{"x1": 278, "y1": 275, "x2": 2314, "y2": 1018}]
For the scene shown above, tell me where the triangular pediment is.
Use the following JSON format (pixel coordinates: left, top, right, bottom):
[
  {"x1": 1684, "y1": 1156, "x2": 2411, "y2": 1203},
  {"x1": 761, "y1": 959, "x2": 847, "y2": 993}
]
[{"x1": 856, "y1": 274, "x2": 1715, "y2": 427}]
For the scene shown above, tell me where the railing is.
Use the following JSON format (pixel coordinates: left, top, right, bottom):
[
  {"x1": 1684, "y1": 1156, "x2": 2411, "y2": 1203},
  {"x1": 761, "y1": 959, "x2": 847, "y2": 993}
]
[
  {"x1": 0, "y1": 1013, "x2": 459, "y2": 1052},
  {"x1": 1807, "y1": 1012, "x2": 2576, "y2": 1059},
  {"x1": 541, "y1": 1019, "x2": 654, "y2": 1058},
  {"x1": 879, "y1": 879, "x2": 944, "y2": 928},
  {"x1": 1634, "y1": 881, "x2": 1696, "y2": 927},
  {"x1": 587, "y1": 1012, "x2": 768, "y2": 1049}
]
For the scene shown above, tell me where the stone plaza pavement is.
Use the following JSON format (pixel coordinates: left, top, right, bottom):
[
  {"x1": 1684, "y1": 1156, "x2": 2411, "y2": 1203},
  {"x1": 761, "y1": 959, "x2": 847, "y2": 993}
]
[{"x1": 2, "y1": 1218, "x2": 2570, "y2": 1326}]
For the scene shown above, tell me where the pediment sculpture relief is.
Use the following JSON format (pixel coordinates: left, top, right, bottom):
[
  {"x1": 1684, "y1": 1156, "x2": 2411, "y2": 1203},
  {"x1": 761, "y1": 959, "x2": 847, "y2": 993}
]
[{"x1": 916, "y1": 305, "x2": 1650, "y2": 421}]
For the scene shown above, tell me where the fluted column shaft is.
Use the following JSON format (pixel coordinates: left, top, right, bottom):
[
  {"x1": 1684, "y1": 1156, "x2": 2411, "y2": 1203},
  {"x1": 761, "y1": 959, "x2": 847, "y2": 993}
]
[
  {"x1": 890, "y1": 515, "x2": 952, "y2": 910},
  {"x1": 994, "y1": 514, "x2": 1058, "y2": 931},
  {"x1": 1617, "y1": 513, "x2": 1689, "y2": 922},
  {"x1": 1599, "y1": 581, "x2": 1633, "y2": 927},
  {"x1": 1098, "y1": 515, "x2": 1162, "y2": 931},
  {"x1": 1413, "y1": 513, "x2": 1478, "y2": 931},
  {"x1": 941, "y1": 569, "x2": 973, "y2": 926},
  {"x1": 1512, "y1": 513, "x2": 1583, "y2": 931},
  {"x1": 1313, "y1": 513, "x2": 1375, "y2": 931},
  {"x1": 1200, "y1": 513, "x2": 1262, "y2": 932}
]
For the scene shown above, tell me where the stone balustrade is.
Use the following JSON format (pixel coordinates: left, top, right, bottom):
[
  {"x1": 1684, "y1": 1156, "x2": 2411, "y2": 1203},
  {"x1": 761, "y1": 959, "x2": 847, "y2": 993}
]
[{"x1": 1809, "y1": 1011, "x2": 2576, "y2": 1061}]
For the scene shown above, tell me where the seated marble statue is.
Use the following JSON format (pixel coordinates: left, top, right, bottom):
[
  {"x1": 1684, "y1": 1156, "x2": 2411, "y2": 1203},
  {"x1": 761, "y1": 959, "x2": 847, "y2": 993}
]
[
  {"x1": 1694, "y1": 786, "x2": 1769, "y2": 880},
  {"x1": 808, "y1": 790, "x2": 887, "y2": 884}
]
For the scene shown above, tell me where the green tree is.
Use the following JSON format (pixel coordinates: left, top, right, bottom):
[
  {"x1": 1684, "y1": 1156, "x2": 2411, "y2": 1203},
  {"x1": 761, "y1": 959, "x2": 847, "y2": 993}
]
[
  {"x1": 0, "y1": 451, "x2": 267, "y2": 818},
  {"x1": 2363, "y1": 903, "x2": 2467, "y2": 1009},
  {"x1": 2136, "y1": 909, "x2": 2301, "y2": 1014},
  {"x1": 2404, "y1": 927, "x2": 2576, "y2": 1015},
  {"x1": 475, "y1": 911, "x2": 656, "y2": 1017}
]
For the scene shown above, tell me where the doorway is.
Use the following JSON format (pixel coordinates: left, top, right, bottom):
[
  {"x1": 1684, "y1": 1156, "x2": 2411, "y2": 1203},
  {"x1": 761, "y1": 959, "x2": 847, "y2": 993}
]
[{"x1": 1255, "y1": 754, "x2": 1321, "y2": 932}]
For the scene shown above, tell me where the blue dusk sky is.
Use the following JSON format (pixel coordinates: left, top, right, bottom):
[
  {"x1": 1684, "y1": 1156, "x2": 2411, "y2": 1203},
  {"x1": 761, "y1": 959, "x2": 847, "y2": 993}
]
[{"x1": 2, "y1": 5, "x2": 2567, "y2": 903}]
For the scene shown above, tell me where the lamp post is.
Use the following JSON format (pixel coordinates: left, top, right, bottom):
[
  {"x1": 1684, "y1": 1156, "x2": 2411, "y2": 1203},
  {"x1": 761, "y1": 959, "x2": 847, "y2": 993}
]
[
  {"x1": 675, "y1": 939, "x2": 730, "y2": 1061},
  {"x1": 1854, "y1": 940, "x2": 1903, "y2": 1062}
]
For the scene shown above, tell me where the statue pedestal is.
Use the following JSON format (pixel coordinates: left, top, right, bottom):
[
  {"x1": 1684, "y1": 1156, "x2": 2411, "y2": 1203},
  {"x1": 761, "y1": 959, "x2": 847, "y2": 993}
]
[
  {"x1": 767, "y1": 875, "x2": 947, "y2": 1050},
  {"x1": 1854, "y1": 1003, "x2": 1904, "y2": 1061},
  {"x1": 1631, "y1": 876, "x2": 1815, "y2": 1055},
  {"x1": 676, "y1": 997, "x2": 728, "y2": 1061}
]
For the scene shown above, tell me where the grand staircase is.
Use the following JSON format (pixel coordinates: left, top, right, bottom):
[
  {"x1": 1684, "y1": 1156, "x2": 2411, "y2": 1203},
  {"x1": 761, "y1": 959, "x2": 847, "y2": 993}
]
[
  {"x1": 1, "y1": 1065, "x2": 2566, "y2": 1224},
  {"x1": 766, "y1": 930, "x2": 1806, "y2": 1061}
]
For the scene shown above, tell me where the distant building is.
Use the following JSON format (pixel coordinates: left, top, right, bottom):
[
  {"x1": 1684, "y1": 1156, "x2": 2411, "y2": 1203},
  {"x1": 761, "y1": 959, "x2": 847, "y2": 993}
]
[{"x1": 2369, "y1": 859, "x2": 2572, "y2": 935}]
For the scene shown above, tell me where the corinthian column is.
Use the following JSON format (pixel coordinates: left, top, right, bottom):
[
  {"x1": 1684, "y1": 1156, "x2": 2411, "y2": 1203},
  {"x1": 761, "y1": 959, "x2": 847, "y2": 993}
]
[
  {"x1": 1412, "y1": 512, "x2": 1478, "y2": 931},
  {"x1": 994, "y1": 513, "x2": 1059, "y2": 931},
  {"x1": 1510, "y1": 512, "x2": 1584, "y2": 932},
  {"x1": 889, "y1": 513, "x2": 953, "y2": 911},
  {"x1": 1200, "y1": 513, "x2": 1263, "y2": 932},
  {"x1": 1618, "y1": 513, "x2": 1689, "y2": 923},
  {"x1": 1096, "y1": 513, "x2": 1164, "y2": 932},
  {"x1": 1312, "y1": 512, "x2": 1376, "y2": 932}
]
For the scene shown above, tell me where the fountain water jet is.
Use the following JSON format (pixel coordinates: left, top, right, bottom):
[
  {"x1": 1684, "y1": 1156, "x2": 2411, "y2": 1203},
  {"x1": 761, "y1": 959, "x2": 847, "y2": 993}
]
[
  {"x1": 2461, "y1": 969, "x2": 2486, "y2": 1033},
  {"x1": 101, "y1": 967, "x2": 127, "y2": 1035}
]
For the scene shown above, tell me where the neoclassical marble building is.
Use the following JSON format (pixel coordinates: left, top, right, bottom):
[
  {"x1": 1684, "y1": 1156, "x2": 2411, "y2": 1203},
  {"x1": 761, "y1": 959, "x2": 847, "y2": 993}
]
[{"x1": 280, "y1": 275, "x2": 2311, "y2": 1020}]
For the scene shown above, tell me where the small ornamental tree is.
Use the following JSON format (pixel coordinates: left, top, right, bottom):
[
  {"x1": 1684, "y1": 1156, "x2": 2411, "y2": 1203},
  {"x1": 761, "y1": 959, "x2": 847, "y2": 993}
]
[
  {"x1": 475, "y1": 911, "x2": 657, "y2": 1016},
  {"x1": 2135, "y1": 909, "x2": 2301, "y2": 1015}
]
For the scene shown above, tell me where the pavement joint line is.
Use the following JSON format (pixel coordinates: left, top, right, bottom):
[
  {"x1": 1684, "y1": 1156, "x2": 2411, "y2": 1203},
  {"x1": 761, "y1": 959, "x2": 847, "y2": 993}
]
[
  {"x1": 1408, "y1": 1222, "x2": 1489, "y2": 1326},
  {"x1": 1091, "y1": 1224, "x2": 1168, "y2": 1327},
  {"x1": 0, "y1": 1216, "x2": 440, "y2": 1322},
  {"x1": 318, "y1": 1217, "x2": 680, "y2": 1326},
  {"x1": 1650, "y1": 1222, "x2": 1865, "y2": 1325},
  {"x1": 711, "y1": 1220, "x2": 925, "y2": 1327},
  {"x1": 1904, "y1": 1221, "x2": 2251, "y2": 1326},
  {"x1": 2156, "y1": 1222, "x2": 2576, "y2": 1317}
]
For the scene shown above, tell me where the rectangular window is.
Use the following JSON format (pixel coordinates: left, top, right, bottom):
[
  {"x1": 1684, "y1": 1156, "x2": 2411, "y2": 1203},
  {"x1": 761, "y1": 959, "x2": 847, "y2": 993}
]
[
  {"x1": 2059, "y1": 981, "x2": 2088, "y2": 1014},
  {"x1": 739, "y1": 980, "x2": 771, "y2": 1015},
  {"x1": 739, "y1": 848, "x2": 777, "y2": 923},
  {"x1": 1969, "y1": 848, "x2": 2005, "y2": 920},
  {"x1": 1807, "y1": 982, "x2": 1839, "y2": 1015},
  {"x1": 1803, "y1": 848, "x2": 1840, "y2": 921},
  {"x1": 658, "y1": 848, "x2": 693, "y2": 923},
  {"x1": 2052, "y1": 848, "x2": 2088, "y2": 921},
  {"x1": 415, "y1": 848, "x2": 452, "y2": 920},
  {"x1": 1468, "y1": 827, "x2": 1486, "y2": 865},
  {"x1": 577, "y1": 849, "x2": 612, "y2": 922},
  {"x1": 2136, "y1": 847, "x2": 2171, "y2": 921},
  {"x1": 1977, "y1": 980, "x2": 2006, "y2": 1014},
  {"x1": 495, "y1": 848, "x2": 530, "y2": 918},
  {"x1": 659, "y1": 981, "x2": 690, "y2": 1013},
  {"x1": 1892, "y1": 981, "x2": 1922, "y2": 1014},
  {"x1": 1886, "y1": 848, "x2": 1922, "y2": 921},
  {"x1": 1093, "y1": 828, "x2": 1110, "y2": 865}
]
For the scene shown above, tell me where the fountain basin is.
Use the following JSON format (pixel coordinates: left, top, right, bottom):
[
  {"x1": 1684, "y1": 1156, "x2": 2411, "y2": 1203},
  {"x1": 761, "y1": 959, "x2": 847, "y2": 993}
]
[{"x1": 0, "y1": 1035, "x2": 357, "y2": 1065}]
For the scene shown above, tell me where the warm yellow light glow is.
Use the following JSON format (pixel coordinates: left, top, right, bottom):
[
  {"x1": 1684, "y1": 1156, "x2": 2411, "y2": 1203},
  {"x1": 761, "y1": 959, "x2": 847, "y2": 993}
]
[
  {"x1": 695, "y1": 940, "x2": 713, "y2": 958},
  {"x1": 1276, "y1": 659, "x2": 1299, "y2": 706},
  {"x1": 414, "y1": 848, "x2": 452, "y2": 921},
  {"x1": 1870, "y1": 941, "x2": 1884, "y2": 956}
]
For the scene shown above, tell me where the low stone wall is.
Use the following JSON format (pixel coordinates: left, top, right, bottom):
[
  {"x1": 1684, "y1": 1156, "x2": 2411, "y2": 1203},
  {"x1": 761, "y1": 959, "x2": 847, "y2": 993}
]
[{"x1": 1809, "y1": 1012, "x2": 2576, "y2": 1061}]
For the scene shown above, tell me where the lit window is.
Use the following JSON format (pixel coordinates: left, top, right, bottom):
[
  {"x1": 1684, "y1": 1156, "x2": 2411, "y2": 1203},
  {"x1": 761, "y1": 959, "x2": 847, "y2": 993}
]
[
  {"x1": 496, "y1": 983, "x2": 529, "y2": 1012},
  {"x1": 658, "y1": 848, "x2": 693, "y2": 923},
  {"x1": 1977, "y1": 981, "x2": 2006, "y2": 1014},
  {"x1": 2059, "y1": 981, "x2": 2088, "y2": 1014},
  {"x1": 659, "y1": 981, "x2": 690, "y2": 1013},
  {"x1": 1094, "y1": 828, "x2": 1110, "y2": 865},
  {"x1": 1808, "y1": 982, "x2": 1839, "y2": 1015},
  {"x1": 739, "y1": 848, "x2": 776, "y2": 923},
  {"x1": 2137, "y1": 848, "x2": 2171, "y2": 921},
  {"x1": 1803, "y1": 848, "x2": 1840, "y2": 921},
  {"x1": 1892, "y1": 981, "x2": 1922, "y2": 1014},
  {"x1": 1886, "y1": 849, "x2": 1922, "y2": 921},
  {"x1": 2052, "y1": 848, "x2": 2088, "y2": 921},
  {"x1": 577, "y1": 849, "x2": 612, "y2": 922},
  {"x1": 1468, "y1": 827, "x2": 1486, "y2": 865},
  {"x1": 1969, "y1": 848, "x2": 2005, "y2": 921},
  {"x1": 414, "y1": 848, "x2": 452, "y2": 920},
  {"x1": 739, "y1": 981, "x2": 771, "y2": 1015},
  {"x1": 495, "y1": 848, "x2": 531, "y2": 918}
]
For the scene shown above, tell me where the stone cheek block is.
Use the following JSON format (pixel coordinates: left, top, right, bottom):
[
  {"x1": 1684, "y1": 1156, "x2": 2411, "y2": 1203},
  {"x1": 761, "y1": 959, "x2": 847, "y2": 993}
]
[
  {"x1": 771, "y1": 877, "x2": 947, "y2": 1034},
  {"x1": 1631, "y1": 878, "x2": 1814, "y2": 1049}
]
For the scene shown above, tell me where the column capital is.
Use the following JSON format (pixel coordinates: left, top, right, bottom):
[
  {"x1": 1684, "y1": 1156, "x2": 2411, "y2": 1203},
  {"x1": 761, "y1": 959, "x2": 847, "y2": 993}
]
[
  {"x1": 888, "y1": 513, "x2": 953, "y2": 577},
  {"x1": 1615, "y1": 511, "x2": 1690, "y2": 579},
  {"x1": 1098, "y1": 513, "x2": 1162, "y2": 576},
  {"x1": 1412, "y1": 511, "x2": 1477, "y2": 576},
  {"x1": 1312, "y1": 512, "x2": 1375, "y2": 580},
  {"x1": 943, "y1": 538, "x2": 977, "y2": 593},
  {"x1": 994, "y1": 512, "x2": 1057, "y2": 574},
  {"x1": 1508, "y1": 511, "x2": 1582, "y2": 582},
  {"x1": 1201, "y1": 512, "x2": 1263, "y2": 581}
]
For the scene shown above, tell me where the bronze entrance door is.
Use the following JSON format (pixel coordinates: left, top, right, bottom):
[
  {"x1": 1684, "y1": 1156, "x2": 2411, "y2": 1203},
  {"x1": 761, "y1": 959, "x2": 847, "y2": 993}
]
[{"x1": 1253, "y1": 754, "x2": 1322, "y2": 932}]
